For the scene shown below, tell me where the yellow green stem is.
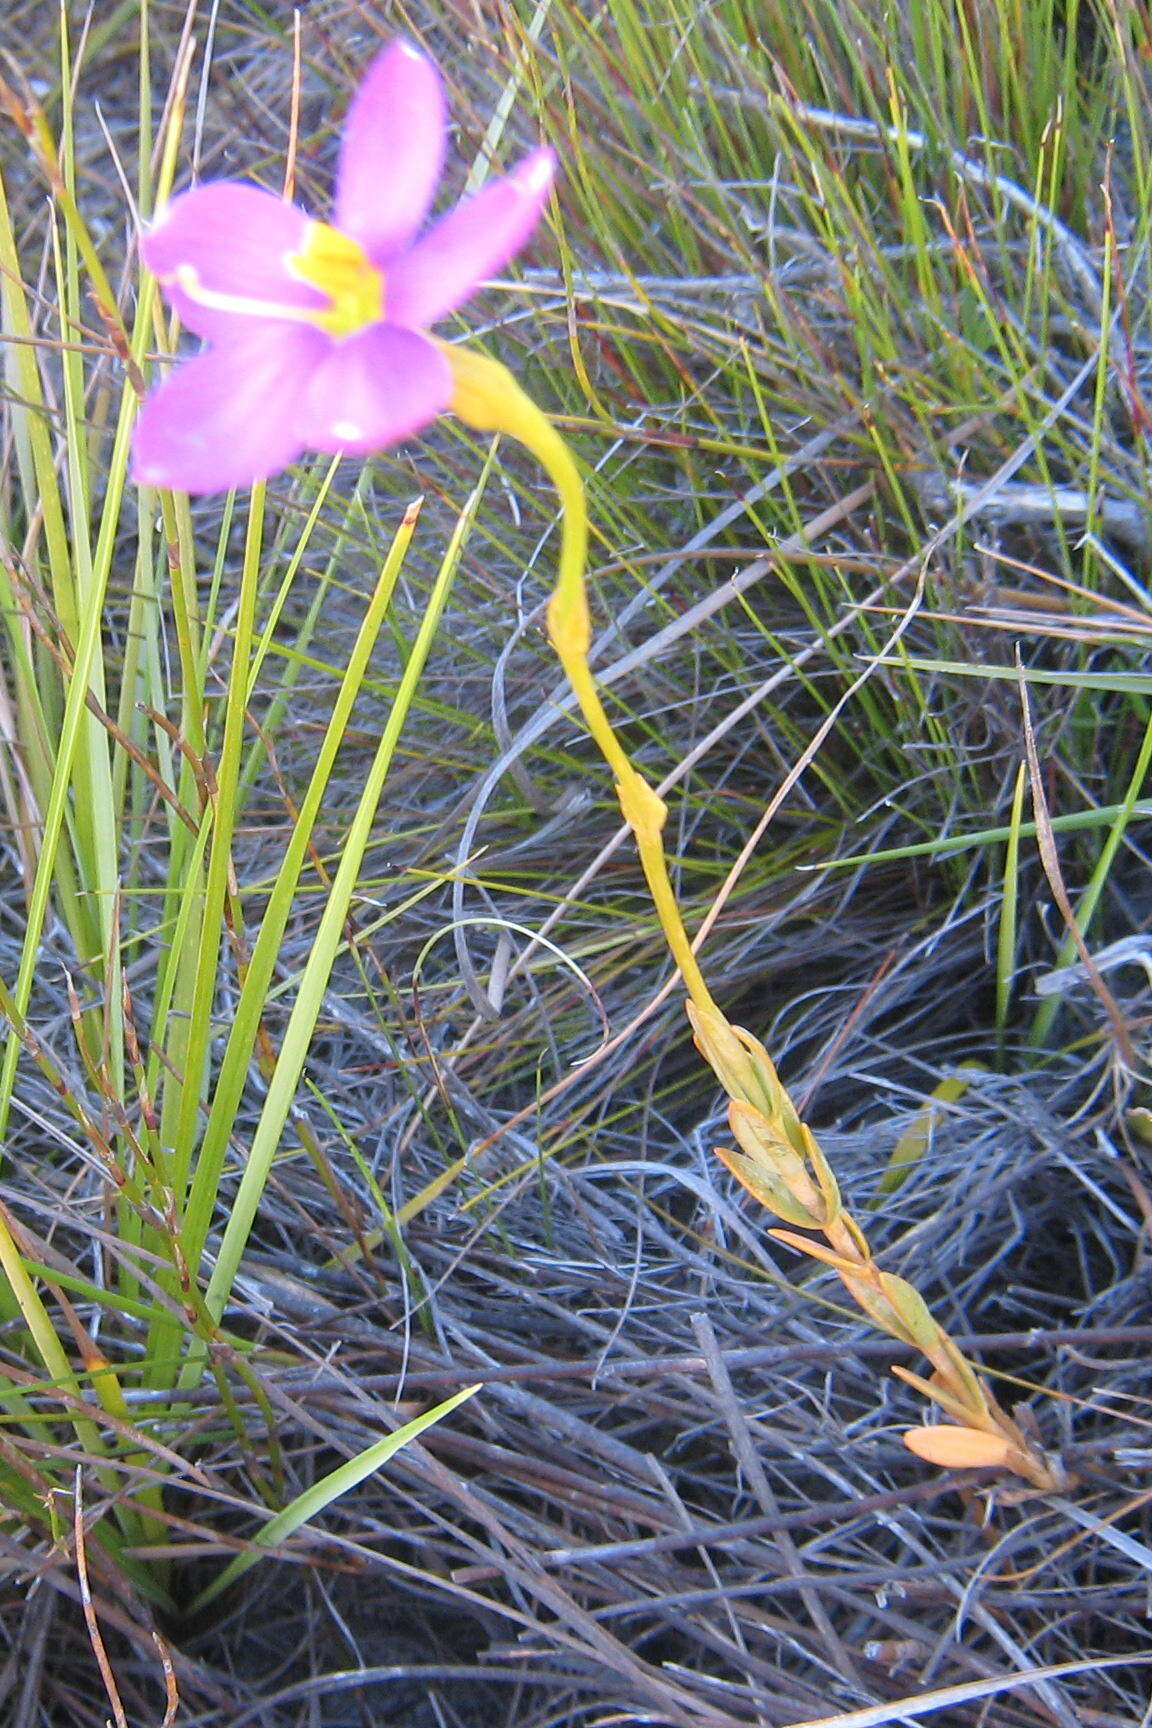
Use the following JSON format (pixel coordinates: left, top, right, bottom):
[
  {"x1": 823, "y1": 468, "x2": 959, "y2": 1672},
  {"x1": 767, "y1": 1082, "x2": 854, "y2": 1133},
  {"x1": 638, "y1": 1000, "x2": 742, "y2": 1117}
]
[
  {"x1": 443, "y1": 343, "x2": 717, "y2": 1014},
  {"x1": 443, "y1": 344, "x2": 1060, "y2": 1490}
]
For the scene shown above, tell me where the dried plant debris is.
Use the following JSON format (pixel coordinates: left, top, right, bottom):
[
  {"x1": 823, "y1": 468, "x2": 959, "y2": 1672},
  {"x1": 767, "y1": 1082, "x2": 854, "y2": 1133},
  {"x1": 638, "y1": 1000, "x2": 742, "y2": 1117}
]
[{"x1": 0, "y1": 1, "x2": 1150, "y2": 1726}]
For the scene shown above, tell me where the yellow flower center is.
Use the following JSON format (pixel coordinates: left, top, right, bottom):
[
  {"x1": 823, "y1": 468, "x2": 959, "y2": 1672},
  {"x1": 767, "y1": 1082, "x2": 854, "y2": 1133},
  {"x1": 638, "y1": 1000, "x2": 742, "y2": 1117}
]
[{"x1": 286, "y1": 222, "x2": 385, "y2": 338}]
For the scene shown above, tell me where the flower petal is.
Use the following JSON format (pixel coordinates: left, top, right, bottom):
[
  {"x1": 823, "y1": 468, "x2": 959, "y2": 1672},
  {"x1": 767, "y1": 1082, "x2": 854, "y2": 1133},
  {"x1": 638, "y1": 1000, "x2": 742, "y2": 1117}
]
[
  {"x1": 132, "y1": 324, "x2": 329, "y2": 493},
  {"x1": 142, "y1": 183, "x2": 321, "y2": 340},
  {"x1": 296, "y1": 323, "x2": 452, "y2": 454},
  {"x1": 386, "y1": 148, "x2": 555, "y2": 328},
  {"x1": 334, "y1": 39, "x2": 446, "y2": 262}
]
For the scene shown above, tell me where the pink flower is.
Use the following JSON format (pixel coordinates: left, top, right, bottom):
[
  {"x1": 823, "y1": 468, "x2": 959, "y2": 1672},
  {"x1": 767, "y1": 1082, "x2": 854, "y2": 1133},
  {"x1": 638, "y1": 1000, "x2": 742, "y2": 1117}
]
[{"x1": 132, "y1": 39, "x2": 555, "y2": 494}]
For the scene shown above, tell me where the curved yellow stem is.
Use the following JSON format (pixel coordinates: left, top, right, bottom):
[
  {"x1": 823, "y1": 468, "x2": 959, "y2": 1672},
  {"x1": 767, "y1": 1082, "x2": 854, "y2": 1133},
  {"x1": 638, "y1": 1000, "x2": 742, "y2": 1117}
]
[
  {"x1": 440, "y1": 342, "x2": 1060, "y2": 1489},
  {"x1": 443, "y1": 343, "x2": 717, "y2": 1014}
]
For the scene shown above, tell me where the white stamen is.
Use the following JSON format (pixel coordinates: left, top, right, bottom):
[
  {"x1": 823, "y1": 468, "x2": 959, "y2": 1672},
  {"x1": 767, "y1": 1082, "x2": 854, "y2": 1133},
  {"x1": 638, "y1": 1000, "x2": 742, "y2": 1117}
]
[
  {"x1": 331, "y1": 420, "x2": 363, "y2": 442},
  {"x1": 169, "y1": 262, "x2": 321, "y2": 326},
  {"x1": 523, "y1": 155, "x2": 555, "y2": 193}
]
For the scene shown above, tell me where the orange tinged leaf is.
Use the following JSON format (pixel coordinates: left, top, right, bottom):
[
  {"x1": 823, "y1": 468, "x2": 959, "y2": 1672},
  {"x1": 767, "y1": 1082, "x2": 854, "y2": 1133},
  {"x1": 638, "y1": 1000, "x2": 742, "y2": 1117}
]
[{"x1": 903, "y1": 1425, "x2": 1015, "y2": 1469}]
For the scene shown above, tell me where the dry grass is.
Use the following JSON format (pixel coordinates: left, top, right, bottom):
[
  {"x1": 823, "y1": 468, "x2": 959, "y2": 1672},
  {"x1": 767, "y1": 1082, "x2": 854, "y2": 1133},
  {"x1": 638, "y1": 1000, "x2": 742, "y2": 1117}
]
[{"x1": 0, "y1": 0, "x2": 1150, "y2": 1724}]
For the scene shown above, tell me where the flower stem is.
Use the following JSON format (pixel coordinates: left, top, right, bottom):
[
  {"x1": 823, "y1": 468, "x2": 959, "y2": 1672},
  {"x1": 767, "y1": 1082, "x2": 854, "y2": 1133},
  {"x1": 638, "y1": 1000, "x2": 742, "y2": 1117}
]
[
  {"x1": 444, "y1": 342, "x2": 1059, "y2": 1488},
  {"x1": 444, "y1": 343, "x2": 717, "y2": 1013}
]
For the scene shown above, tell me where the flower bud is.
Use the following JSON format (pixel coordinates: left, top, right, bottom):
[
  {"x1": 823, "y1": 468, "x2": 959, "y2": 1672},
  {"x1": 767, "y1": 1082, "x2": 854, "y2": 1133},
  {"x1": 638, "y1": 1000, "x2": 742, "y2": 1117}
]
[{"x1": 718, "y1": 1100, "x2": 830, "y2": 1226}]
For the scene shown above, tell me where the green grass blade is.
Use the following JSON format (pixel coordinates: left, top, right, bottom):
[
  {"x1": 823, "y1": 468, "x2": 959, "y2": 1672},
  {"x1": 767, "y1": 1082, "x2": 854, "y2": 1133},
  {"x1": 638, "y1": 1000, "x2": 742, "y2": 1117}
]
[{"x1": 188, "y1": 1385, "x2": 479, "y2": 1613}]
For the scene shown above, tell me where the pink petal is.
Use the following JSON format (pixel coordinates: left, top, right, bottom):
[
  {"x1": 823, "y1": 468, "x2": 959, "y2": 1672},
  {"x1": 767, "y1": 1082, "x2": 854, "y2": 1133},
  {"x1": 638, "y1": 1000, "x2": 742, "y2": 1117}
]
[
  {"x1": 334, "y1": 39, "x2": 446, "y2": 263},
  {"x1": 386, "y1": 148, "x2": 555, "y2": 328},
  {"x1": 132, "y1": 324, "x2": 329, "y2": 493},
  {"x1": 296, "y1": 323, "x2": 452, "y2": 453},
  {"x1": 142, "y1": 183, "x2": 321, "y2": 340}
]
